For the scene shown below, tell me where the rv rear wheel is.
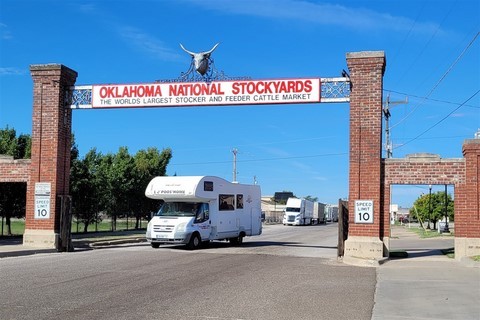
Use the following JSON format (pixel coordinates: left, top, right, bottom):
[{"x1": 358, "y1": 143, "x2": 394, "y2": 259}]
[{"x1": 230, "y1": 235, "x2": 244, "y2": 246}]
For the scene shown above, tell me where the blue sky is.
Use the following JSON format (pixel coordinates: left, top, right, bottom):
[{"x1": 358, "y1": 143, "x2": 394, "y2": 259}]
[{"x1": 0, "y1": 0, "x2": 479, "y2": 207}]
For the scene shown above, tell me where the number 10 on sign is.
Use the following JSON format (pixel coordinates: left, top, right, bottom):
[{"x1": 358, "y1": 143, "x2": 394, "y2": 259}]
[{"x1": 354, "y1": 200, "x2": 374, "y2": 224}]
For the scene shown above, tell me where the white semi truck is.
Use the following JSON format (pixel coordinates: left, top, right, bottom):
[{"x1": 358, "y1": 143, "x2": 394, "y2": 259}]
[
  {"x1": 325, "y1": 204, "x2": 339, "y2": 222},
  {"x1": 313, "y1": 202, "x2": 326, "y2": 225},
  {"x1": 145, "y1": 176, "x2": 262, "y2": 249},
  {"x1": 283, "y1": 197, "x2": 314, "y2": 225}
]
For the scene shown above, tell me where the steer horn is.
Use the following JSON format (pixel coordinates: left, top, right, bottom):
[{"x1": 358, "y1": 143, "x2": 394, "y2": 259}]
[{"x1": 179, "y1": 43, "x2": 195, "y2": 56}]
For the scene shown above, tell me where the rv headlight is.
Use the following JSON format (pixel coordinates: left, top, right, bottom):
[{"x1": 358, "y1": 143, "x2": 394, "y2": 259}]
[
  {"x1": 177, "y1": 222, "x2": 187, "y2": 232},
  {"x1": 146, "y1": 221, "x2": 152, "y2": 238}
]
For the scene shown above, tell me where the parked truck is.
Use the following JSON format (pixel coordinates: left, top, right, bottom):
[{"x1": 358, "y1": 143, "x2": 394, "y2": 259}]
[
  {"x1": 325, "y1": 204, "x2": 339, "y2": 222},
  {"x1": 283, "y1": 197, "x2": 314, "y2": 225},
  {"x1": 313, "y1": 202, "x2": 326, "y2": 224},
  {"x1": 145, "y1": 176, "x2": 263, "y2": 249}
]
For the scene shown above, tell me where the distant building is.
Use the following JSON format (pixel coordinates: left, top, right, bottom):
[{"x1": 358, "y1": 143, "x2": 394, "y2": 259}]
[
  {"x1": 390, "y1": 204, "x2": 411, "y2": 224},
  {"x1": 273, "y1": 192, "x2": 294, "y2": 204},
  {"x1": 261, "y1": 196, "x2": 286, "y2": 223}
]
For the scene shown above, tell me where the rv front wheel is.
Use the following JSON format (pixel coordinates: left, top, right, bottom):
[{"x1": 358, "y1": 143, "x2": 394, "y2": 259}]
[
  {"x1": 187, "y1": 233, "x2": 201, "y2": 250},
  {"x1": 151, "y1": 243, "x2": 160, "y2": 249}
]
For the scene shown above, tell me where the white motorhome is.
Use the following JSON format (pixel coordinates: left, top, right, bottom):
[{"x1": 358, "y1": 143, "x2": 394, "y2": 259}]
[
  {"x1": 145, "y1": 176, "x2": 262, "y2": 249},
  {"x1": 283, "y1": 197, "x2": 314, "y2": 225}
]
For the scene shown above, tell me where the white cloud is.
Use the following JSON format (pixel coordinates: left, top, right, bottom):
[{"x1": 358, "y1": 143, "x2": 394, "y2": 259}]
[
  {"x1": 118, "y1": 26, "x2": 182, "y2": 62},
  {"x1": 189, "y1": 0, "x2": 441, "y2": 35},
  {"x1": 0, "y1": 23, "x2": 13, "y2": 40},
  {"x1": 0, "y1": 67, "x2": 25, "y2": 75},
  {"x1": 73, "y1": 3, "x2": 181, "y2": 62}
]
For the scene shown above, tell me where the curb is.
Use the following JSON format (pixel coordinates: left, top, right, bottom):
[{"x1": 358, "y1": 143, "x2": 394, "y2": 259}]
[
  {"x1": 341, "y1": 255, "x2": 389, "y2": 267},
  {"x1": 0, "y1": 248, "x2": 57, "y2": 259},
  {"x1": 88, "y1": 237, "x2": 147, "y2": 248},
  {"x1": 459, "y1": 256, "x2": 480, "y2": 268}
]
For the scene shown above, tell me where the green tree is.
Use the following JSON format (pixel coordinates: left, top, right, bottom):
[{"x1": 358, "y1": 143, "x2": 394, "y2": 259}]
[
  {"x1": 109, "y1": 147, "x2": 136, "y2": 230},
  {"x1": 70, "y1": 148, "x2": 104, "y2": 232},
  {"x1": 15, "y1": 134, "x2": 31, "y2": 159},
  {"x1": 410, "y1": 191, "x2": 454, "y2": 229},
  {"x1": 0, "y1": 127, "x2": 31, "y2": 234},
  {"x1": 133, "y1": 147, "x2": 172, "y2": 227},
  {"x1": 0, "y1": 183, "x2": 26, "y2": 235},
  {"x1": 0, "y1": 126, "x2": 17, "y2": 156}
]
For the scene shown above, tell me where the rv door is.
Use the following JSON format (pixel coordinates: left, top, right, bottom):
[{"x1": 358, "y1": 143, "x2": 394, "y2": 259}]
[{"x1": 194, "y1": 203, "x2": 211, "y2": 241}]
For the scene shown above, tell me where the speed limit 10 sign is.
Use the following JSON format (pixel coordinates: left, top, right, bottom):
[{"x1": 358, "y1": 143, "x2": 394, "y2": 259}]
[{"x1": 355, "y1": 200, "x2": 374, "y2": 224}]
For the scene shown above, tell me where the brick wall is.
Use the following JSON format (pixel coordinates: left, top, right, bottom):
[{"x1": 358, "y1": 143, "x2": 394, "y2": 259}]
[
  {"x1": 383, "y1": 153, "x2": 466, "y2": 237},
  {"x1": 0, "y1": 155, "x2": 31, "y2": 183},
  {"x1": 346, "y1": 51, "x2": 386, "y2": 238}
]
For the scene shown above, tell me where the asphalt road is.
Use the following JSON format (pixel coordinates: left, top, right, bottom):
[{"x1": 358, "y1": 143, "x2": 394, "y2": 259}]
[{"x1": 0, "y1": 224, "x2": 376, "y2": 320}]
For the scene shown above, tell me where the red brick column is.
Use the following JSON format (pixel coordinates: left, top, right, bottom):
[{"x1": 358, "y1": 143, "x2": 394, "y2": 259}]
[
  {"x1": 455, "y1": 139, "x2": 480, "y2": 259},
  {"x1": 23, "y1": 64, "x2": 77, "y2": 248},
  {"x1": 344, "y1": 51, "x2": 386, "y2": 262}
]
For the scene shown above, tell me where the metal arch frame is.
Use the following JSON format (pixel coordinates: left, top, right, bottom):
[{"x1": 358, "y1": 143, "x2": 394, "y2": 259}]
[
  {"x1": 68, "y1": 85, "x2": 92, "y2": 109},
  {"x1": 68, "y1": 77, "x2": 350, "y2": 108},
  {"x1": 156, "y1": 57, "x2": 252, "y2": 83},
  {"x1": 321, "y1": 77, "x2": 351, "y2": 103}
]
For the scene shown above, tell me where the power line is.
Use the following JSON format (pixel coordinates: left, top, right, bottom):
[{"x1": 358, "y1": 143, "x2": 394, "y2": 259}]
[
  {"x1": 391, "y1": 31, "x2": 480, "y2": 130},
  {"x1": 171, "y1": 152, "x2": 348, "y2": 166},
  {"x1": 390, "y1": 2, "x2": 426, "y2": 66},
  {"x1": 394, "y1": 1, "x2": 457, "y2": 87},
  {"x1": 168, "y1": 135, "x2": 342, "y2": 152},
  {"x1": 394, "y1": 89, "x2": 480, "y2": 150},
  {"x1": 384, "y1": 89, "x2": 479, "y2": 109},
  {"x1": 394, "y1": 134, "x2": 474, "y2": 142}
]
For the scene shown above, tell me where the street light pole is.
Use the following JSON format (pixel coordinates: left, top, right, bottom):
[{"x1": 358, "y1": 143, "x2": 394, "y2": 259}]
[
  {"x1": 444, "y1": 184, "x2": 450, "y2": 233},
  {"x1": 232, "y1": 148, "x2": 238, "y2": 183},
  {"x1": 427, "y1": 184, "x2": 432, "y2": 229}
]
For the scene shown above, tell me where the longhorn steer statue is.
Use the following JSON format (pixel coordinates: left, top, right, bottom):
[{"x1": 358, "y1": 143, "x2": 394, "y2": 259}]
[{"x1": 180, "y1": 43, "x2": 219, "y2": 76}]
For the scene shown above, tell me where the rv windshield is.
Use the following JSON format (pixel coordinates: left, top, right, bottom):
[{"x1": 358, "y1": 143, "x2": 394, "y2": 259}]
[
  {"x1": 286, "y1": 207, "x2": 300, "y2": 212},
  {"x1": 155, "y1": 202, "x2": 205, "y2": 217}
]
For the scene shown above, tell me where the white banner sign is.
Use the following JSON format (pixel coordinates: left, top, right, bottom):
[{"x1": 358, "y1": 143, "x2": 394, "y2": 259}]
[{"x1": 90, "y1": 78, "x2": 320, "y2": 108}]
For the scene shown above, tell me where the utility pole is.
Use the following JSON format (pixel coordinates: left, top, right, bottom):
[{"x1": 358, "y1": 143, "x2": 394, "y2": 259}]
[
  {"x1": 383, "y1": 94, "x2": 408, "y2": 158},
  {"x1": 232, "y1": 148, "x2": 238, "y2": 183}
]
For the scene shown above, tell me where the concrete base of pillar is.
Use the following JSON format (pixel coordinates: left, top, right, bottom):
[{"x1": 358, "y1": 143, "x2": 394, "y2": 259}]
[
  {"x1": 382, "y1": 236, "x2": 390, "y2": 257},
  {"x1": 344, "y1": 236, "x2": 384, "y2": 259},
  {"x1": 455, "y1": 237, "x2": 480, "y2": 261},
  {"x1": 23, "y1": 229, "x2": 59, "y2": 249}
]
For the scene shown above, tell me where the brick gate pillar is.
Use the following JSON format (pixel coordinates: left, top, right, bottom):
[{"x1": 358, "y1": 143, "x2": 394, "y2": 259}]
[
  {"x1": 344, "y1": 51, "x2": 386, "y2": 263},
  {"x1": 23, "y1": 64, "x2": 77, "y2": 249},
  {"x1": 455, "y1": 139, "x2": 480, "y2": 260}
]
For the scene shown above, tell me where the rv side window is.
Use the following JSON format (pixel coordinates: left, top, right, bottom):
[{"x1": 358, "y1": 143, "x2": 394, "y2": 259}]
[
  {"x1": 236, "y1": 194, "x2": 244, "y2": 209},
  {"x1": 204, "y1": 181, "x2": 213, "y2": 191},
  {"x1": 219, "y1": 194, "x2": 235, "y2": 211}
]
